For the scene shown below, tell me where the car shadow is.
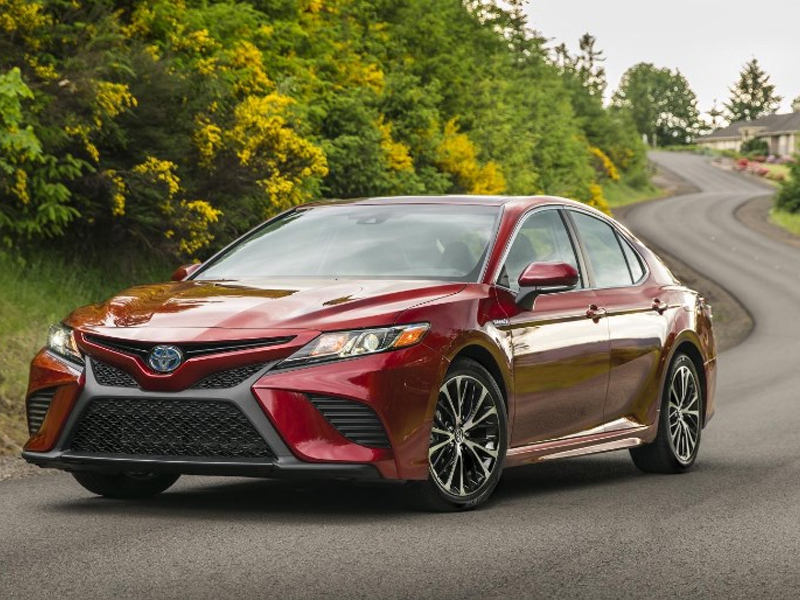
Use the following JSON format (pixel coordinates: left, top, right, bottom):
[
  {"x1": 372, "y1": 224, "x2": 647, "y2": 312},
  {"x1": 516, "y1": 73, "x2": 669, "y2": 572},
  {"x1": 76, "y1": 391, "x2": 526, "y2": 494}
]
[
  {"x1": 495, "y1": 454, "x2": 643, "y2": 498},
  {"x1": 46, "y1": 454, "x2": 668, "y2": 521}
]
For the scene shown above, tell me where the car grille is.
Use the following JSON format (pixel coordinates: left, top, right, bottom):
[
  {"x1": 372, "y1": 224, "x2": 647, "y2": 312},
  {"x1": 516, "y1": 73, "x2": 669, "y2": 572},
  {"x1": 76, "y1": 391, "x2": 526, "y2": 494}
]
[
  {"x1": 69, "y1": 398, "x2": 274, "y2": 459},
  {"x1": 192, "y1": 364, "x2": 266, "y2": 389},
  {"x1": 27, "y1": 389, "x2": 56, "y2": 436},
  {"x1": 93, "y1": 360, "x2": 138, "y2": 388},
  {"x1": 92, "y1": 359, "x2": 266, "y2": 390},
  {"x1": 84, "y1": 334, "x2": 295, "y2": 360},
  {"x1": 308, "y1": 395, "x2": 391, "y2": 449}
]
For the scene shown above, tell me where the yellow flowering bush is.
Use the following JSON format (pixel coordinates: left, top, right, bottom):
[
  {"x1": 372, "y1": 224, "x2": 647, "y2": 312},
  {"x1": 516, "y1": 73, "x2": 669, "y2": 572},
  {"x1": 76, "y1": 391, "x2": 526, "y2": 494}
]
[
  {"x1": 133, "y1": 157, "x2": 181, "y2": 200},
  {"x1": 129, "y1": 157, "x2": 221, "y2": 256},
  {"x1": 174, "y1": 199, "x2": 222, "y2": 256},
  {"x1": 586, "y1": 183, "x2": 611, "y2": 215},
  {"x1": 93, "y1": 82, "x2": 138, "y2": 128},
  {"x1": 104, "y1": 170, "x2": 127, "y2": 216},
  {"x1": 377, "y1": 117, "x2": 413, "y2": 172},
  {"x1": 589, "y1": 146, "x2": 620, "y2": 182},
  {"x1": 226, "y1": 94, "x2": 328, "y2": 213},
  {"x1": 193, "y1": 117, "x2": 224, "y2": 168},
  {"x1": 0, "y1": 0, "x2": 50, "y2": 50},
  {"x1": 228, "y1": 41, "x2": 271, "y2": 96},
  {"x1": 437, "y1": 119, "x2": 506, "y2": 195}
]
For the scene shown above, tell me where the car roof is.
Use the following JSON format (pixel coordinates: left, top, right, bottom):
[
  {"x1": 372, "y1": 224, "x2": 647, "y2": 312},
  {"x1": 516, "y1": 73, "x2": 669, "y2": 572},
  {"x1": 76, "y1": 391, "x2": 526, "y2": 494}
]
[{"x1": 303, "y1": 195, "x2": 587, "y2": 209}]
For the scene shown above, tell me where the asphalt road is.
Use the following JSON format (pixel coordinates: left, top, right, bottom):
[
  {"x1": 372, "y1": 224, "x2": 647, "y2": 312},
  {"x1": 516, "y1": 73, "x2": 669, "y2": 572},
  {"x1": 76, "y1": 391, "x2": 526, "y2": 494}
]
[{"x1": 2, "y1": 152, "x2": 799, "y2": 599}]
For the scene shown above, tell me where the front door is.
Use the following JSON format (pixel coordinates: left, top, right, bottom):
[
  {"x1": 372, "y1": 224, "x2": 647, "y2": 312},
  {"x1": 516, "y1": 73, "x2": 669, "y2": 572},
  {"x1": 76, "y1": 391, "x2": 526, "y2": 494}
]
[{"x1": 495, "y1": 208, "x2": 611, "y2": 447}]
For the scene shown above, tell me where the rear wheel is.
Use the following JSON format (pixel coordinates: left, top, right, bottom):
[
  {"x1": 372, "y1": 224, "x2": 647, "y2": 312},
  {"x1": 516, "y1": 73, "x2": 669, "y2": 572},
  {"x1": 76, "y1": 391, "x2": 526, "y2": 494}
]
[
  {"x1": 631, "y1": 353, "x2": 703, "y2": 473},
  {"x1": 408, "y1": 358, "x2": 507, "y2": 511},
  {"x1": 72, "y1": 472, "x2": 180, "y2": 499}
]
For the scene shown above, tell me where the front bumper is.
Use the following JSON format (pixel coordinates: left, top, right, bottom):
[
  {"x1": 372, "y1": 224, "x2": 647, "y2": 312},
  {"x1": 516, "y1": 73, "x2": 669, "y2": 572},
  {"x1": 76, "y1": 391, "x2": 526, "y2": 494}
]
[
  {"x1": 22, "y1": 450, "x2": 381, "y2": 480},
  {"x1": 23, "y1": 340, "x2": 444, "y2": 481}
]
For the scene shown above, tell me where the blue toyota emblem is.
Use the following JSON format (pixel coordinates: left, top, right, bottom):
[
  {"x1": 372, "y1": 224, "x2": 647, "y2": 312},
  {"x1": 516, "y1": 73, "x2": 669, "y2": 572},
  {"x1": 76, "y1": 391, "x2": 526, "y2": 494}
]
[{"x1": 147, "y1": 345, "x2": 184, "y2": 373}]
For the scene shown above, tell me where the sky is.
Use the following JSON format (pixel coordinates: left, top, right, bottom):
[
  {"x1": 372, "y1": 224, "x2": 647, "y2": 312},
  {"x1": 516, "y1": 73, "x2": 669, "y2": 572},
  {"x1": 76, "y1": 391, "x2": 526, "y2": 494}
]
[{"x1": 525, "y1": 0, "x2": 800, "y2": 115}]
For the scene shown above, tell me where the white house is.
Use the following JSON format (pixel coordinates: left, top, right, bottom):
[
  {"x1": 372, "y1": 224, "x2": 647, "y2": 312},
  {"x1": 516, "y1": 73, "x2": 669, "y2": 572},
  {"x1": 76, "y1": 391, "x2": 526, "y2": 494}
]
[{"x1": 698, "y1": 101, "x2": 800, "y2": 156}]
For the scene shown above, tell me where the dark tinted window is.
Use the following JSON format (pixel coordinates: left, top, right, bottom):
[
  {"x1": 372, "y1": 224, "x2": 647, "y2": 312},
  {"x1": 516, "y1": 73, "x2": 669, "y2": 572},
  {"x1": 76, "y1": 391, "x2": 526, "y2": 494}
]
[
  {"x1": 499, "y1": 209, "x2": 581, "y2": 292},
  {"x1": 570, "y1": 212, "x2": 632, "y2": 288},
  {"x1": 620, "y1": 236, "x2": 645, "y2": 283},
  {"x1": 196, "y1": 204, "x2": 500, "y2": 281}
]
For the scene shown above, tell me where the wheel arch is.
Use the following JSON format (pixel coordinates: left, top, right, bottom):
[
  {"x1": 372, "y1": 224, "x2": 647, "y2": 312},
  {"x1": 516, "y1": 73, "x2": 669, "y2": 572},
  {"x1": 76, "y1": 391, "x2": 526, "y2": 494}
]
[
  {"x1": 449, "y1": 344, "x2": 509, "y2": 409},
  {"x1": 664, "y1": 332, "x2": 710, "y2": 426},
  {"x1": 672, "y1": 340, "x2": 708, "y2": 424}
]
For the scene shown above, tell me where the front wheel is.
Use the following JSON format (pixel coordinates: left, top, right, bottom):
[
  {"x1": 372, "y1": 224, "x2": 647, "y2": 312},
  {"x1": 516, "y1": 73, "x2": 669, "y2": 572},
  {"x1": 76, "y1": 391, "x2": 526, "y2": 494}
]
[
  {"x1": 631, "y1": 353, "x2": 703, "y2": 473},
  {"x1": 72, "y1": 471, "x2": 180, "y2": 499},
  {"x1": 408, "y1": 358, "x2": 507, "y2": 511}
]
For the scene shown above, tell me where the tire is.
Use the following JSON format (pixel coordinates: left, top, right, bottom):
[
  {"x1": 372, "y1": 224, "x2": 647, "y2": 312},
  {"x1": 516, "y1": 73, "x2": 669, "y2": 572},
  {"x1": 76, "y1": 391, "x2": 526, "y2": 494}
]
[
  {"x1": 72, "y1": 471, "x2": 180, "y2": 499},
  {"x1": 630, "y1": 353, "x2": 703, "y2": 474},
  {"x1": 407, "y1": 358, "x2": 508, "y2": 511}
]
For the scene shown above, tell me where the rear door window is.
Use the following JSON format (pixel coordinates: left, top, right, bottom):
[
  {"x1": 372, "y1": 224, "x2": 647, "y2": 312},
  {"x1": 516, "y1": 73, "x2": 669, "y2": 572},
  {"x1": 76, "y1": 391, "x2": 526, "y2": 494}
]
[{"x1": 570, "y1": 212, "x2": 633, "y2": 288}]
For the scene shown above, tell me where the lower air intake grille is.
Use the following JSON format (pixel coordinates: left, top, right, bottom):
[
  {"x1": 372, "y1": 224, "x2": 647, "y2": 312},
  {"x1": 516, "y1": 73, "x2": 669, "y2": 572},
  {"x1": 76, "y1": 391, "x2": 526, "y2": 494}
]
[
  {"x1": 192, "y1": 364, "x2": 266, "y2": 389},
  {"x1": 27, "y1": 389, "x2": 56, "y2": 436},
  {"x1": 70, "y1": 398, "x2": 273, "y2": 459},
  {"x1": 308, "y1": 395, "x2": 391, "y2": 449},
  {"x1": 92, "y1": 360, "x2": 138, "y2": 388}
]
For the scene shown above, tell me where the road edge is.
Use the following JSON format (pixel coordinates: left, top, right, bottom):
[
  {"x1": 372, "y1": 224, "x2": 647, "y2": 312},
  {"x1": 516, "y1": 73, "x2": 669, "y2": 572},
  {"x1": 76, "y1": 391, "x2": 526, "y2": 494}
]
[{"x1": 615, "y1": 158, "x2": 755, "y2": 354}]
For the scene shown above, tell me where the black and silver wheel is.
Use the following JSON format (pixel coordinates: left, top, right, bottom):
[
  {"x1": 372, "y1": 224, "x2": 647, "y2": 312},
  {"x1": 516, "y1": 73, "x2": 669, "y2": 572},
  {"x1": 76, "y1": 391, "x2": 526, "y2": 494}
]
[
  {"x1": 72, "y1": 471, "x2": 180, "y2": 499},
  {"x1": 408, "y1": 358, "x2": 507, "y2": 511},
  {"x1": 631, "y1": 353, "x2": 703, "y2": 473}
]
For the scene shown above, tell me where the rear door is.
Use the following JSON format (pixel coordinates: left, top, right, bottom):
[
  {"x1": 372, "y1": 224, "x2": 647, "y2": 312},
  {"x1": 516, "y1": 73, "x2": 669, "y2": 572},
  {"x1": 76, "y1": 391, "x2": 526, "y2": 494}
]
[
  {"x1": 496, "y1": 208, "x2": 611, "y2": 447},
  {"x1": 566, "y1": 210, "x2": 668, "y2": 428}
]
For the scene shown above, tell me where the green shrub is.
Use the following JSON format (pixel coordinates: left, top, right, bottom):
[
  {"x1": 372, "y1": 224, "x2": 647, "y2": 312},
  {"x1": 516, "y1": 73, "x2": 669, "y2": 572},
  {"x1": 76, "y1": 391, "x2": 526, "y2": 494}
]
[
  {"x1": 742, "y1": 137, "x2": 769, "y2": 156},
  {"x1": 775, "y1": 157, "x2": 800, "y2": 213}
]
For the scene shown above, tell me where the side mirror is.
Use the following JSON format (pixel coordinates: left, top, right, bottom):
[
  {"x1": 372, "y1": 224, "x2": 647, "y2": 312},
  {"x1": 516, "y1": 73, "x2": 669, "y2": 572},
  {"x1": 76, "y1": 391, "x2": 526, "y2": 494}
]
[
  {"x1": 171, "y1": 263, "x2": 202, "y2": 282},
  {"x1": 516, "y1": 261, "x2": 579, "y2": 308}
]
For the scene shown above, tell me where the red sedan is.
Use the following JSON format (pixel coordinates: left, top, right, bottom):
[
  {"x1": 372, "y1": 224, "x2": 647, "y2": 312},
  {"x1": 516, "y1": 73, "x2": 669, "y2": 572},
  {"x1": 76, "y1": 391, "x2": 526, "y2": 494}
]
[{"x1": 23, "y1": 196, "x2": 716, "y2": 510}]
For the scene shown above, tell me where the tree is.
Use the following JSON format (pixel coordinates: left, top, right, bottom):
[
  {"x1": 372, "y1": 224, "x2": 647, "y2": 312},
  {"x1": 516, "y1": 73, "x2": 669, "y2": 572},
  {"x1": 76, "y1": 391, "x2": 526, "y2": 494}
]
[
  {"x1": 707, "y1": 100, "x2": 725, "y2": 130},
  {"x1": 725, "y1": 58, "x2": 782, "y2": 123},
  {"x1": 575, "y1": 33, "x2": 606, "y2": 98},
  {"x1": 776, "y1": 158, "x2": 800, "y2": 214},
  {"x1": 612, "y1": 63, "x2": 701, "y2": 146}
]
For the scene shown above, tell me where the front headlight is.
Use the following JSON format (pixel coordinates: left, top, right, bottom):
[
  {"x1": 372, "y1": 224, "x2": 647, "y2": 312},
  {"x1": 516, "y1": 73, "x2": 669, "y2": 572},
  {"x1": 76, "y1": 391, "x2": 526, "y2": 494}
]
[
  {"x1": 47, "y1": 324, "x2": 83, "y2": 365},
  {"x1": 279, "y1": 323, "x2": 430, "y2": 368}
]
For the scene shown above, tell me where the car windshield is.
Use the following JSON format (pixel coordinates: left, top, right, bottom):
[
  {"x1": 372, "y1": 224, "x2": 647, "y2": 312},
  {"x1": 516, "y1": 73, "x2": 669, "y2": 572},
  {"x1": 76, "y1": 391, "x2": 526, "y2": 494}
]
[{"x1": 195, "y1": 204, "x2": 501, "y2": 282}]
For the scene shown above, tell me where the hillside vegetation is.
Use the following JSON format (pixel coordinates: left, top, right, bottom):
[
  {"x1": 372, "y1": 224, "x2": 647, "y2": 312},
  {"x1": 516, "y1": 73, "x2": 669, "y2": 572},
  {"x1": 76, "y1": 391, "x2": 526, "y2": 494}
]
[{"x1": 0, "y1": 0, "x2": 650, "y2": 452}]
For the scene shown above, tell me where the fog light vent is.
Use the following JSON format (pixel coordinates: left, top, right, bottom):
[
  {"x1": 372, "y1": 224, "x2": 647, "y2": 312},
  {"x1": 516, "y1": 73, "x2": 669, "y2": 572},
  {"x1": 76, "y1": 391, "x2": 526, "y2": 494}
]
[
  {"x1": 27, "y1": 389, "x2": 56, "y2": 436},
  {"x1": 307, "y1": 395, "x2": 391, "y2": 449}
]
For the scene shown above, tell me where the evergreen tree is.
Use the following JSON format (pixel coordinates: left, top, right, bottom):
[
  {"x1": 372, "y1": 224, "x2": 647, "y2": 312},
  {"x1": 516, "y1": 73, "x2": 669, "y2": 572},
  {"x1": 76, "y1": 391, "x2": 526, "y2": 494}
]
[
  {"x1": 707, "y1": 100, "x2": 725, "y2": 130},
  {"x1": 576, "y1": 33, "x2": 606, "y2": 97},
  {"x1": 725, "y1": 58, "x2": 782, "y2": 122}
]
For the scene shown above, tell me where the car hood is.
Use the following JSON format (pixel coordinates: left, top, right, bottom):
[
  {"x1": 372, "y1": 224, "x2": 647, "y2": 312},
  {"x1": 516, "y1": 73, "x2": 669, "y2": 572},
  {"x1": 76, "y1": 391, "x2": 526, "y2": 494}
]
[{"x1": 67, "y1": 278, "x2": 465, "y2": 340}]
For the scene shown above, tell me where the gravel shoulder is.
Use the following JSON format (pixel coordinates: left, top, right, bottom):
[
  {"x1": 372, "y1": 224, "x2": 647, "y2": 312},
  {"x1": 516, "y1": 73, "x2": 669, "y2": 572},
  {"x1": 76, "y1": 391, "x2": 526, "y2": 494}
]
[{"x1": 0, "y1": 456, "x2": 49, "y2": 482}]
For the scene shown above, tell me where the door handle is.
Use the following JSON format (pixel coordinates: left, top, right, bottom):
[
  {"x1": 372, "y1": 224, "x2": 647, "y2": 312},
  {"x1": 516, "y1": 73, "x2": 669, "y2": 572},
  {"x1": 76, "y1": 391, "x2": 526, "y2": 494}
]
[
  {"x1": 651, "y1": 298, "x2": 667, "y2": 315},
  {"x1": 586, "y1": 304, "x2": 607, "y2": 321}
]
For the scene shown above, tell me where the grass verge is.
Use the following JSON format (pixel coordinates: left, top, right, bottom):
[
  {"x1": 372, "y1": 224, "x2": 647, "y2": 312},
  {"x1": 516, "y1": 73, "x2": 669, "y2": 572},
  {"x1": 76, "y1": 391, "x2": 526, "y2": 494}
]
[
  {"x1": 0, "y1": 250, "x2": 170, "y2": 454},
  {"x1": 769, "y1": 208, "x2": 800, "y2": 237},
  {"x1": 604, "y1": 180, "x2": 665, "y2": 208}
]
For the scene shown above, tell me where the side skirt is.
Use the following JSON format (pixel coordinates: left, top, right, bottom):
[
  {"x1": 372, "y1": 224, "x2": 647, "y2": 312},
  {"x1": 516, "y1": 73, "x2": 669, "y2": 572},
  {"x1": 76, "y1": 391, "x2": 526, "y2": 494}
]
[{"x1": 504, "y1": 418, "x2": 657, "y2": 468}]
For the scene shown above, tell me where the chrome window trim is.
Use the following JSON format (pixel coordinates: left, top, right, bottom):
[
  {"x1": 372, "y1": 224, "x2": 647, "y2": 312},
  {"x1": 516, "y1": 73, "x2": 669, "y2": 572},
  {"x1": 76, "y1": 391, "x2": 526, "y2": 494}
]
[
  {"x1": 491, "y1": 203, "x2": 587, "y2": 294},
  {"x1": 563, "y1": 206, "x2": 652, "y2": 291}
]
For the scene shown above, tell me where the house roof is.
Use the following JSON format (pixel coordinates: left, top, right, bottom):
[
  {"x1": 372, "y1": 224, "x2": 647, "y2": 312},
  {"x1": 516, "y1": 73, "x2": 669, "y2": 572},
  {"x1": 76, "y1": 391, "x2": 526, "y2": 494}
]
[{"x1": 701, "y1": 111, "x2": 800, "y2": 140}]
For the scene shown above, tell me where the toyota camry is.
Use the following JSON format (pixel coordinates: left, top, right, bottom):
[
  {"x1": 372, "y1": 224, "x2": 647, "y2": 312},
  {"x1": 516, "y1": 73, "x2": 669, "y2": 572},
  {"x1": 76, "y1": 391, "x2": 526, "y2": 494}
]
[{"x1": 23, "y1": 196, "x2": 716, "y2": 510}]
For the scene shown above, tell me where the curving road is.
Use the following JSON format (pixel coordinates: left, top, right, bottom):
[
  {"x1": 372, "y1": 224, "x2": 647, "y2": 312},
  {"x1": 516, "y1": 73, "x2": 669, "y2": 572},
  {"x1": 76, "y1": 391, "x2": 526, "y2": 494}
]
[{"x1": 2, "y1": 152, "x2": 800, "y2": 599}]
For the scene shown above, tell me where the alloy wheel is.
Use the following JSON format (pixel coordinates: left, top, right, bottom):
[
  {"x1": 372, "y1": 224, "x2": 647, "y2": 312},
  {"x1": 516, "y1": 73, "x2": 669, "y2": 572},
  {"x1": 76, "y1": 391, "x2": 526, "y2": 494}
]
[
  {"x1": 429, "y1": 375, "x2": 502, "y2": 497},
  {"x1": 667, "y1": 364, "x2": 701, "y2": 464}
]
